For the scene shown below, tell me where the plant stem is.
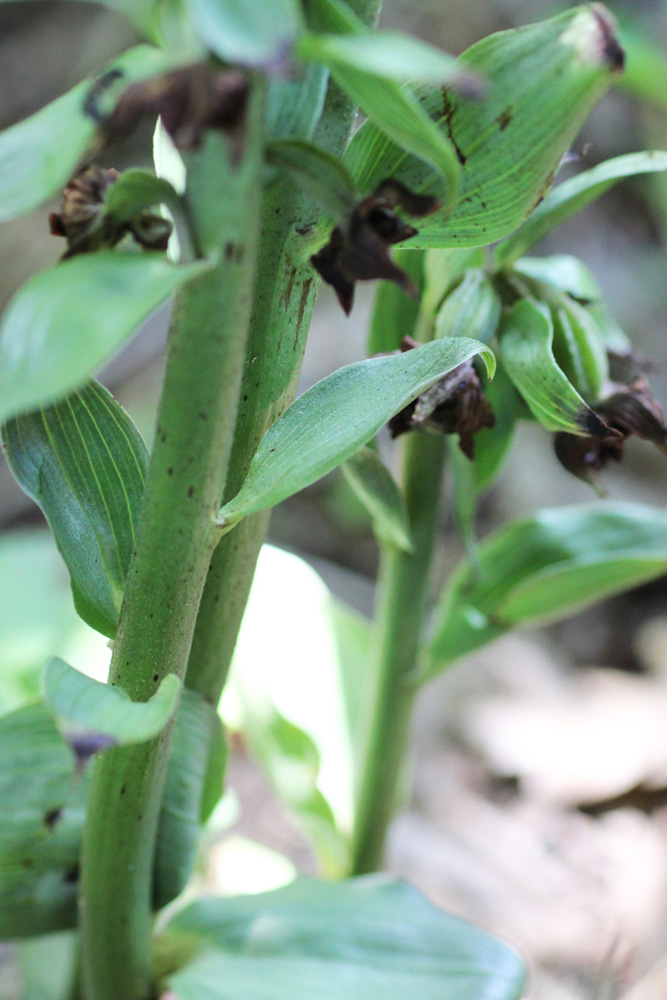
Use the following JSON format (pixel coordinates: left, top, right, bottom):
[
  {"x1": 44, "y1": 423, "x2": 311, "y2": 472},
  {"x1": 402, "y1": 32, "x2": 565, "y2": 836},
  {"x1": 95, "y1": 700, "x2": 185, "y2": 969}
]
[
  {"x1": 79, "y1": 86, "x2": 265, "y2": 1000},
  {"x1": 351, "y1": 432, "x2": 446, "y2": 875}
]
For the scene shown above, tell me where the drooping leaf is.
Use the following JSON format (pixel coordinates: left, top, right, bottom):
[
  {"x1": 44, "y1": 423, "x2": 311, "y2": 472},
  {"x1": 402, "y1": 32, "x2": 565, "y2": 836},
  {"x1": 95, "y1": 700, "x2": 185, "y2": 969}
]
[
  {"x1": 219, "y1": 338, "x2": 495, "y2": 529},
  {"x1": 266, "y1": 139, "x2": 357, "y2": 220},
  {"x1": 0, "y1": 252, "x2": 206, "y2": 423},
  {"x1": 435, "y1": 269, "x2": 501, "y2": 343},
  {"x1": 154, "y1": 689, "x2": 227, "y2": 909},
  {"x1": 367, "y1": 248, "x2": 423, "y2": 354},
  {"x1": 495, "y1": 150, "x2": 667, "y2": 266},
  {"x1": 0, "y1": 45, "x2": 175, "y2": 223},
  {"x1": 44, "y1": 657, "x2": 181, "y2": 748},
  {"x1": 2, "y1": 381, "x2": 148, "y2": 637},
  {"x1": 164, "y1": 877, "x2": 525, "y2": 1000},
  {"x1": 344, "y1": 6, "x2": 625, "y2": 248},
  {"x1": 497, "y1": 299, "x2": 609, "y2": 437},
  {"x1": 104, "y1": 168, "x2": 183, "y2": 224},
  {"x1": 511, "y1": 254, "x2": 601, "y2": 303},
  {"x1": 341, "y1": 446, "x2": 411, "y2": 551},
  {"x1": 425, "y1": 502, "x2": 667, "y2": 674},
  {"x1": 0, "y1": 702, "x2": 84, "y2": 938},
  {"x1": 266, "y1": 62, "x2": 329, "y2": 142},
  {"x1": 182, "y1": 0, "x2": 304, "y2": 67},
  {"x1": 298, "y1": 31, "x2": 464, "y2": 88},
  {"x1": 550, "y1": 293, "x2": 609, "y2": 402}
]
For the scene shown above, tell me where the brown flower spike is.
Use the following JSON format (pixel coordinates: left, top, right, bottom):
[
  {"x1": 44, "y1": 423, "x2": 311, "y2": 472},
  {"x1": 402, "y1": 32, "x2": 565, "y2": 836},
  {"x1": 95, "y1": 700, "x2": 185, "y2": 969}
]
[
  {"x1": 389, "y1": 338, "x2": 495, "y2": 459},
  {"x1": 311, "y1": 179, "x2": 439, "y2": 315}
]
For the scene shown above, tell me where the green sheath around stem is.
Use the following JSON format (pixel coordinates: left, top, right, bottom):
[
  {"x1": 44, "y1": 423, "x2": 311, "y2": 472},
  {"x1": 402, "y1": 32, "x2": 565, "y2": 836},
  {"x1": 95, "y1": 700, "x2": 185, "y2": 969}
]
[{"x1": 79, "y1": 86, "x2": 265, "y2": 1000}]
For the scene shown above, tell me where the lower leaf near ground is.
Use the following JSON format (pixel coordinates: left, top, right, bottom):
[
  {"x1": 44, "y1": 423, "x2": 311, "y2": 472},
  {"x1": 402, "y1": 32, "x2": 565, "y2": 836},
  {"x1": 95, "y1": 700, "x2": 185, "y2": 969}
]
[{"x1": 163, "y1": 876, "x2": 526, "y2": 1000}]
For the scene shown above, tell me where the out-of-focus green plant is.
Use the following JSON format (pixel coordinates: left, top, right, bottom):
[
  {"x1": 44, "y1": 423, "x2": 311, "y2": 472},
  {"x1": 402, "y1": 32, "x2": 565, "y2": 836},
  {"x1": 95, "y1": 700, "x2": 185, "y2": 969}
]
[{"x1": 1, "y1": 2, "x2": 666, "y2": 999}]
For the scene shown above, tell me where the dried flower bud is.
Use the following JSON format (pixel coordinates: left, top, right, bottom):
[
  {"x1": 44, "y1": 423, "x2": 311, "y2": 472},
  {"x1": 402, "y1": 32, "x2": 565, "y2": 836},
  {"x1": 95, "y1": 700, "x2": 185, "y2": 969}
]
[
  {"x1": 389, "y1": 356, "x2": 495, "y2": 459},
  {"x1": 49, "y1": 165, "x2": 120, "y2": 256},
  {"x1": 311, "y1": 179, "x2": 439, "y2": 315},
  {"x1": 554, "y1": 430, "x2": 624, "y2": 488}
]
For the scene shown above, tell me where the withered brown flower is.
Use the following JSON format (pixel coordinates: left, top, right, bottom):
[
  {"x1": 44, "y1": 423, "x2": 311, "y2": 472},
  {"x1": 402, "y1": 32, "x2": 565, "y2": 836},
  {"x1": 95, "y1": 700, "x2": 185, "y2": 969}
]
[
  {"x1": 49, "y1": 165, "x2": 171, "y2": 258},
  {"x1": 84, "y1": 64, "x2": 249, "y2": 152},
  {"x1": 389, "y1": 345, "x2": 495, "y2": 459},
  {"x1": 311, "y1": 179, "x2": 439, "y2": 315},
  {"x1": 554, "y1": 375, "x2": 667, "y2": 485}
]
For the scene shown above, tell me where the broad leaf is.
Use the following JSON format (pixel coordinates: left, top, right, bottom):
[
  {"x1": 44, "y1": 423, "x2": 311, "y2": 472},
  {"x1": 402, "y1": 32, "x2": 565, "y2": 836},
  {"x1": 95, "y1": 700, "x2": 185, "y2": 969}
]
[
  {"x1": 44, "y1": 657, "x2": 181, "y2": 747},
  {"x1": 550, "y1": 293, "x2": 608, "y2": 401},
  {"x1": 344, "y1": 7, "x2": 625, "y2": 248},
  {"x1": 0, "y1": 252, "x2": 205, "y2": 423},
  {"x1": 472, "y1": 362, "x2": 523, "y2": 494},
  {"x1": 104, "y1": 168, "x2": 184, "y2": 223},
  {"x1": 435, "y1": 269, "x2": 501, "y2": 343},
  {"x1": 154, "y1": 689, "x2": 227, "y2": 909},
  {"x1": 219, "y1": 338, "x2": 495, "y2": 529},
  {"x1": 341, "y1": 446, "x2": 411, "y2": 551},
  {"x1": 165, "y1": 877, "x2": 525, "y2": 1000},
  {"x1": 298, "y1": 32, "x2": 464, "y2": 87},
  {"x1": 2, "y1": 381, "x2": 148, "y2": 637},
  {"x1": 19, "y1": 932, "x2": 78, "y2": 1000},
  {"x1": 422, "y1": 247, "x2": 484, "y2": 323},
  {"x1": 496, "y1": 150, "x2": 667, "y2": 265},
  {"x1": 266, "y1": 139, "x2": 356, "y2": 220},
  {"x1": 497, "y1": 300, "x2": 608, "y2": 437},
  {"x1": 183, "y1": 0, "x2": 304, "y2": 67},
  {"x1": 266, "y1": 62, "x2": 329, "y2": 142},
  {"x1": 425, "y1": 502, "x2": 667, "y2": 673},
  {"x1": 511, "y1": 254, "x2": 601, "y2": 303},
  {"x1": 0, "y1": 702, "x2": 84, "y2": 938},
  {"x1": 0, "y1": 46, "x2": 174, "y2": 223}
]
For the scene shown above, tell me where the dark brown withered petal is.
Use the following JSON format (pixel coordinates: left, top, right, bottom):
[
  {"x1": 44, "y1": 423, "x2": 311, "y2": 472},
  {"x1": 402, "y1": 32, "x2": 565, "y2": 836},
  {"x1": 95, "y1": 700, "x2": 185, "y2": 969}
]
[
  {"x1": 86, "y1": 65, "x2": 248, "y2": 152},
  {"x1": 596, "y1": 376, "x2": 667, "y2": 453},
  {"x1": 389, "y1": 358, "x2": 495, "y2": 459},
  {"x1": 554, "y1": 431, "x2": 624, "y2": 487},
  {"x1": 311, "y1": 179, "x2": 434, "y2": 315}
]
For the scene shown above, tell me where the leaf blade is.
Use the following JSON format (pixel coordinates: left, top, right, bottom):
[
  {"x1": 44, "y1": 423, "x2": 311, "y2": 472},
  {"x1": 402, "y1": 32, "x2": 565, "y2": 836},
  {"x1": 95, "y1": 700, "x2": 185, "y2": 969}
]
[{"x1": 183, "y1": 0, "x2": 303, "y2": 67}]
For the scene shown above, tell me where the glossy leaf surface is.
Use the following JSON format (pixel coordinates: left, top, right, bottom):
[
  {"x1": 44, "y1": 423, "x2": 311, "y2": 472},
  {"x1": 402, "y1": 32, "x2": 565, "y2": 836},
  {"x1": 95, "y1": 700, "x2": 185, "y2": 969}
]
[
  {"x1": 0, "y1": 46, "x2": 173, "y2": 222},
  {"x1": 435, "y1": 269, "x2": 501, "y2": 343},
  {"x1": 166, "y1": 876, "x2": 525, "y2": 1000},
  {"x1": 266, "y1": 62, "x2": 329, "y2": 141},
  {"x1": 426, "y1": 503, "x2": 667, "y2": 673},
  {"x1": 345, "y1": 7, "x2": 624, "y2": 247},
  {"x1": 0, "y1": 252, "x2": 205, "y2": 423},
  {"x1": 2, "y1": 381, "x2": 148, "y2": 637},
  {"x1": 498, "y1": 300, "x2": 608, "y2": 437},
  {"x1": 341, "y1": 446, "x2": 411, "y2": 551},
  {"x1": 298, "y1": 31, "x2": 462, "y2": 87},
  {"x1": 219, "y1": 338, "x2": 495, "y2": 528},
  {"x1": 496, "y1": 150, "x2": 667, "y2": 265},
  {"x1": 44, "y1": 658, "x2": 181, "y2": 747},
  {"x1": 154, "y1": 689, "x2": 227, "y2": 908},
  {"x1": 183, "y1": 0, "x2": 303, "y2": 66}
]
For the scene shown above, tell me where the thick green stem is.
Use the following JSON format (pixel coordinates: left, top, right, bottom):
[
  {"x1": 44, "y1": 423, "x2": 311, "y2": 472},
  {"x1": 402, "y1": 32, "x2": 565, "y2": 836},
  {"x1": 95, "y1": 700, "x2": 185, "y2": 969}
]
[
  {"x1": 79, "y1": 87, "x2": 264, "y2": 1000},
  {"x1": 351, "y1": 433, "x2": 446, "y2": 875}
]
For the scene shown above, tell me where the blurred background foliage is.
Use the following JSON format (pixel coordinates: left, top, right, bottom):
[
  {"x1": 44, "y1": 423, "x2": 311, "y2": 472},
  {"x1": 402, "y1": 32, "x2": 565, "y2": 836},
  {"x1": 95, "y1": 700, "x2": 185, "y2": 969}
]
[{"x1": 4, "y1": 2, "x2": 667, "y2": 997}]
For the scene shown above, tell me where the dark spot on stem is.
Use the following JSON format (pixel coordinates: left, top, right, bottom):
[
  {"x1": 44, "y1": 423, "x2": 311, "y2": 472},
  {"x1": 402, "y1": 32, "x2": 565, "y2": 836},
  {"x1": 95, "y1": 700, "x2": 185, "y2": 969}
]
[
  {"x1": 167, "y1": 467, "x2": 173, "y2": 476},
  {"x1": 120, "y1": 784, "x2": 127, "y2": 796},
  {"x1": 187, "y1": 485, "x2": 194, "y2": 498},
  {"x1": 153, "y1": 674, "x2": 159, "y2": 682},
  {"x1": 64, "y1": 864, "x2": 80, "y2": 885},
  {"x1": 44, "y1": 807, "x2": 63, "y2": 830}
]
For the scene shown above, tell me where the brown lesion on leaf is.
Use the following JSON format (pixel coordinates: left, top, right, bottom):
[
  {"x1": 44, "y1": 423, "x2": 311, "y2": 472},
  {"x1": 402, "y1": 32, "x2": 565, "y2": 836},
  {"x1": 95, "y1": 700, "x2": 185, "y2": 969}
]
[
  {"x1": 49, "y1": 165, "x2": 172, "y2": 258},
  {"x1": 441, "y1": 89, "x2": 467, "y2": 165},
  {"x1": 590, "y1": 4, "x2": 625, "y2": 72},
  {"x1": 496, "y1": 107, "x2": 513, "y2": 131},
  {"x1": 85, "y1": 64, "x2": 249, "y2": 153},
  {"x1": 311, "y1": 179, "x2": 439, "y2": 315},
  {"x1": 389, "y1": 341, "x2": 495, "y2": 459}
]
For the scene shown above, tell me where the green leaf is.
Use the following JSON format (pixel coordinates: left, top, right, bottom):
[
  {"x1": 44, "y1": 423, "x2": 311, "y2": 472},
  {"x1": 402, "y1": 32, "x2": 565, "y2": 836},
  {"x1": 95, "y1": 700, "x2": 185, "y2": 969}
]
[
  {"x1": 2, "y1": 381, "x2": 148, "y2": 638},
  {"x1": 367, "y1": 249, "x2": 423, "y2": 354},
  {"x1": 425, "y1": 502, "x2": 667, "y2": 673},
  {"x1": 511, "y1": 254, "x2": 601, "y2": 303},
  {"x1": 435, "y1": 269, "x2": 501, "y2": 343},
  {"x1": 154, "y1": 689, "x2": 227, "y2": 909},
  {"x1": 19, "y1": 931, "x2": 78, "y2": 1000},
  {"x1": 265, "y1": 139, "x2": 356, "y2": 220},
  {"x1": 344, "y1": 7, "x2": 625, "y2": 248},
  {"x1": 495, "y1": 151, "x2": 667, "y2": 266},
  {"x1": 472, "y1": 361, "x2": 523, "y2": 494},
  {"x1": 219, "y1": 337, "x2": 495, "y2": 529},
  {"x1": 104, "y1": 168, "x2": 184, "y2": 224},
  {"x1": 550, "y1": 293, "x2": 609, "y2": 401},
  {"x1": 0, "y1": 252, "x2": 205, "y2": 423},
  {"x1": 0, "y1": 45, "x2": 174, "y2": 223},
  {"x1": 422, "y1": 247, "x2": 484, "y2": 322},
  {"x1": 183, "y1": 0, "x2": 304, "y2": 67},
  {"x1": 298, "y1": 31, "x2": 464, "y2": 88},
  {"x1": 497, "y1": 299, "x2": 608, "y2": 437},
  {"x1": 164, "y1": 877, "x2": 525, "y2": 1000},
  {"x1": 44, "y1": 657, "x2": 181, "y2": 747},
  {"x1": 341, "y1": 446, "x2": 411, "y2": 551},
  {"x1": 266, "y1": 62, "x2": 329, "y2": 142},
  {"x1": 0, "y1": 702, "x2": 84, "y2": 938},
  {"x1": 0, "y1": 0, "x2": 160, "y2": 37}
]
